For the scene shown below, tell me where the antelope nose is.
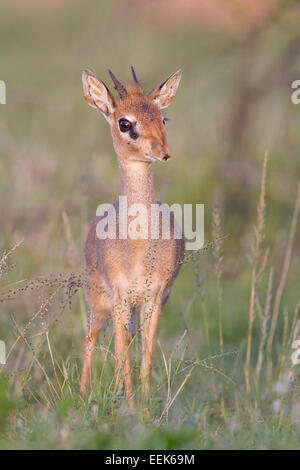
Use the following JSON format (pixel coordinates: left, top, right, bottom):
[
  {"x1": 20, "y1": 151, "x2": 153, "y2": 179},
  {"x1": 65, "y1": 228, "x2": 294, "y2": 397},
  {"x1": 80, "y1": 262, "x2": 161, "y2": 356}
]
[{"x1": 163, "y1": 153, "x2": 170, "y2": 161}]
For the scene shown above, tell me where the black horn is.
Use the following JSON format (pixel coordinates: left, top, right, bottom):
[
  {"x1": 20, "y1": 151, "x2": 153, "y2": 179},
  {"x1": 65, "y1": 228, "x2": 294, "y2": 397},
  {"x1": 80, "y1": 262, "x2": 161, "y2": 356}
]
[
  {"x1": 108, "y1": 69, "x2": 128, "y2": 99},
  {"x1": 131, "y1": 66, "x2": 140, "y2": 86}
]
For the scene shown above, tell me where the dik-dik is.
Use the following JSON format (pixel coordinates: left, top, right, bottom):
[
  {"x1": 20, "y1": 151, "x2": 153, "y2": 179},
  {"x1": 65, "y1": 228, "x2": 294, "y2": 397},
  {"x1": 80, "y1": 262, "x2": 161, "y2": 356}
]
[{"x1": 80, "y1": 67, "x2": 184, "y2": 409}]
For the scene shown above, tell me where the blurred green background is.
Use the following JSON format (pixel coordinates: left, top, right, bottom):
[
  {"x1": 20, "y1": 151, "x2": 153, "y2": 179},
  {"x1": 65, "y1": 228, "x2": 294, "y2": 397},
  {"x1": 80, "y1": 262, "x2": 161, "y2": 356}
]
[{"x1": 0, "y1": 0, "x2": 300, "y2": 449}]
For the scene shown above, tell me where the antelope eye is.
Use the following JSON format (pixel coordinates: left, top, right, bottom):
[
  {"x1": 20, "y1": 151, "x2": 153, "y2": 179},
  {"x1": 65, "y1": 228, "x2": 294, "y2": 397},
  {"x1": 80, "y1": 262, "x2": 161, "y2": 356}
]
[{"x1": 119, "y1": 119, "x2": 132, "y2": 132}]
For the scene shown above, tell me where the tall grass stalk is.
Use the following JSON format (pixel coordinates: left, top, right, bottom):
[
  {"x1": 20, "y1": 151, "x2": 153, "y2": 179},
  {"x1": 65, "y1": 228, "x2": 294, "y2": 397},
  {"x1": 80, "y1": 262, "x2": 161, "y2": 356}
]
[
  {"x1": 212, "y1": 203, "x2": 225, "y2": 417},
  {"x1": 244, "y1": 153, "x2": 268, "y2": 394},
  {"x1": 267, "y1": 182, "x2": 300, "y2": 353},
  {"x1": 255, "y1": 267, "x2": 273, "y2": 383}
]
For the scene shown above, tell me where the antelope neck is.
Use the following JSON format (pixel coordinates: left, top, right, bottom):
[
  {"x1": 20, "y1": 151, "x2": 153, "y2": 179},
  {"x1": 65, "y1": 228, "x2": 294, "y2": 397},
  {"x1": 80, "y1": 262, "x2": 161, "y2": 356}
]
[{"x1": 119, "y1": 159, "x2": 156, "y2": 207}]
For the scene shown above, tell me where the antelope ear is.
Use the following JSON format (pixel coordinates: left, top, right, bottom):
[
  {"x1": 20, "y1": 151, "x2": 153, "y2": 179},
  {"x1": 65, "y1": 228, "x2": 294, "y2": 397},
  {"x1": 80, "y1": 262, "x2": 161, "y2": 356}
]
[
  {"x1": 148, "y1": 69, "x2": 182, "y2": 109},
  {"x1": 82, "y1": 69, "x2": 116, "y2": 122}
]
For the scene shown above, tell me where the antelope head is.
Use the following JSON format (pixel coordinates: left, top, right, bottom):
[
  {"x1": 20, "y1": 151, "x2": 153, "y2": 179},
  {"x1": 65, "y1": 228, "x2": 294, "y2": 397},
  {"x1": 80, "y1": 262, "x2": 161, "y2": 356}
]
[{"x1": 82, "y1": 66, "x2": 182, "y2": 163}]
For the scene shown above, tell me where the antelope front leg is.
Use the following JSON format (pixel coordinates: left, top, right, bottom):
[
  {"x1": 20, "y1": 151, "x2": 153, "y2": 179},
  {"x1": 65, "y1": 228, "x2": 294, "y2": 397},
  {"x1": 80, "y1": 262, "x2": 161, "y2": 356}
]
[
  {"x1": 113, "y1": 298, "x2": 134, "y2": 410},
  {"x1": 140, "y1": 299, "x2": 162, "y2": 396},
  {"x1": 80, "y1": 324, "x2": 100, "y2": 396}
]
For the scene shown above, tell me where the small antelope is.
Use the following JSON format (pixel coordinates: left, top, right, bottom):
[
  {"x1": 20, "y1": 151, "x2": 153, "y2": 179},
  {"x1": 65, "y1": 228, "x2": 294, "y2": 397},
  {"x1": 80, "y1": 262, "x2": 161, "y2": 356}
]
[{"x1": 80, "y1": 66, "x2": 184, "y2": 408}]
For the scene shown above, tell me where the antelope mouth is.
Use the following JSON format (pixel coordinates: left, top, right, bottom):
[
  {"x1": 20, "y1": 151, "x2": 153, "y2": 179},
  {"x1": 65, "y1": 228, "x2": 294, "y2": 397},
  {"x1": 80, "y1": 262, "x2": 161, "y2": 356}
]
[{"x1": 145, "y1": 153, "x2": 169, "y2": 163}]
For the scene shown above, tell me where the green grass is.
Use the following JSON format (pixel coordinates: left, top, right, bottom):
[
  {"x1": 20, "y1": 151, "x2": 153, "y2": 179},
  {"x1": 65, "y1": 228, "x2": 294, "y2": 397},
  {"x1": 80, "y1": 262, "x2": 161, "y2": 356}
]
[{"x1": 0, "y1": 0, "x2": 300, "y2": 450}]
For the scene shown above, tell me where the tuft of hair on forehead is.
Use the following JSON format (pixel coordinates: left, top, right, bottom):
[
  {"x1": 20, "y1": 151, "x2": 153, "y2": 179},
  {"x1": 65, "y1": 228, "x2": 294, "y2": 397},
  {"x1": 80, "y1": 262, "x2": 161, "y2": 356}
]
[
  {"x1": 126, "y1": 85, "x2": 145, "y2": 98},
  {"x1": 117, "y1": 85, "x2": 162, "y2": 122}
]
